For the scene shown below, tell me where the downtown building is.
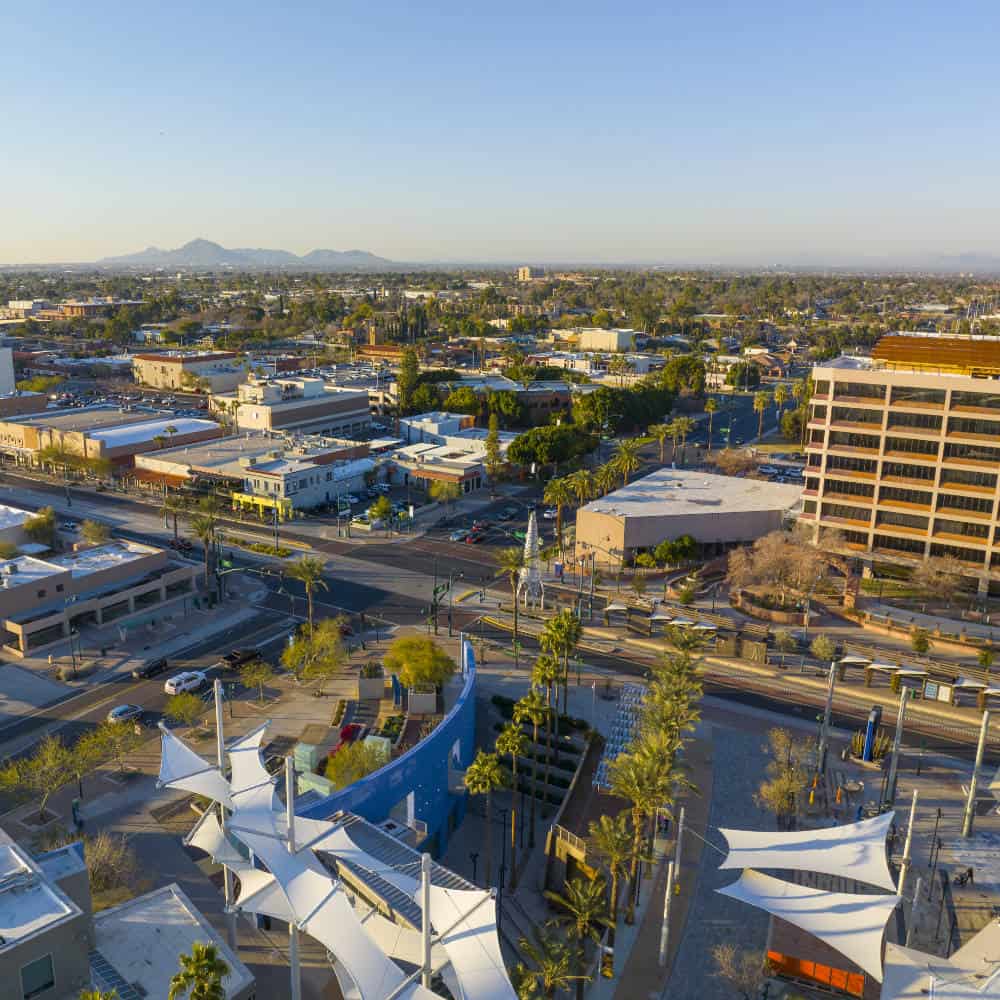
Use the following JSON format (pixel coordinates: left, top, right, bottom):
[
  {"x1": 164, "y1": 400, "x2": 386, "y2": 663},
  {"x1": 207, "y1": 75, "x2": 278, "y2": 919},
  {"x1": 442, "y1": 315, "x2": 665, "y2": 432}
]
[{"x1": 803, "y1": 334, "x2": 1000, "y2": 595}]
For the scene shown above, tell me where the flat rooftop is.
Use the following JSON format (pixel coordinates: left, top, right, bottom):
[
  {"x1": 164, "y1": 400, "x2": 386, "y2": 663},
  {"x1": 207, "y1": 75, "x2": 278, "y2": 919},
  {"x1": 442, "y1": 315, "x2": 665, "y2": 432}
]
[
  {"x1": 873, "y1": 332, "x2": 1000, "y2": 375},
  {"x1": 0, "y1": 503, "x2": 30, "y2": 531},
  {"x1": 93, "y1": 883, "x2": 254, "y2": 999},
  {"x1": 0, "y1": 842, "x2": 79, "y2": 950},
  {"x1": 580, "y1": 467, "x2": 803, "y2": 519},
  {"x1": 52, "y1": 540, "x2": 160, "y2": 578},
  {"x1": 89, "y1": 415, "x2": 219, "y2": 448},
  {"x1": 9, "y1": 404, "x2": 166, "y2": 432}
]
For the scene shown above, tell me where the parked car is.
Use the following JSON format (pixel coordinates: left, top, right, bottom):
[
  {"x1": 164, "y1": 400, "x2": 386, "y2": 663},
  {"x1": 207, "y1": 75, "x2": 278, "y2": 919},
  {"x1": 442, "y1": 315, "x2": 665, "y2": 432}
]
[
  {"x1": 107, "y1": 704, "x2": 143, "y2": 724},
  {"x1": 222, "y1": 648, "x2": 258, "y2": 668},
  {"x1": 449, "y1": 529, "x2": 468, "y2": 542},
  {"x1": 164, "y1": 671, "x2": 207, "y2": 695},
  {"x1": 542, "y1": 507, "x2": 558, "y2": 520},
  {"x1": 466, "y1": 531, "x2": 485, "y2": 544},
  {"x1": 472, "y1": 519, "x2": 492, "y2": 531},
  {"x1": 132, "y1": 657, "x2": 168, "y2": 680},
  {"x1": 497, "y1": 508, "x2": 517, "y2": 521},
  {"x1": 61, "y1": 520, "x2": 79, "y2": 532}
]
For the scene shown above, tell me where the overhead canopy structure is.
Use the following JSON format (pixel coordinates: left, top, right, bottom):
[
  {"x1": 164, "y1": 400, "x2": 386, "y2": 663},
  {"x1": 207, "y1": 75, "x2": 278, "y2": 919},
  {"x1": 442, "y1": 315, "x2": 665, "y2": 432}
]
[
  {"x1": 158, "y1": 719, "x2": 517, "y2": 1000},
  {"x1": 838, "y1": 655, "x2": 872, "y2": 667},
  {"x1": 717, "y1": 870, "x2": 899, "y2": 982},
  {"x1": 882, "y1": 922, "x2": 1000, "y2": 999},
  {"x1": 718, "y1": 811, "x2": 898, "y2": 892},
  {"x1": 954, "y1": 676, "x2": 987, "y2": 691}
]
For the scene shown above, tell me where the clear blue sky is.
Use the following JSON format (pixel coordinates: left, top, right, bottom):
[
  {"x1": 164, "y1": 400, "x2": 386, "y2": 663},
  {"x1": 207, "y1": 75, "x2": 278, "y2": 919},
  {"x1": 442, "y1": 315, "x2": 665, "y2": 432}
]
[{"x1": 5, "y1": 0, "x2": 1000, "y2": 266}]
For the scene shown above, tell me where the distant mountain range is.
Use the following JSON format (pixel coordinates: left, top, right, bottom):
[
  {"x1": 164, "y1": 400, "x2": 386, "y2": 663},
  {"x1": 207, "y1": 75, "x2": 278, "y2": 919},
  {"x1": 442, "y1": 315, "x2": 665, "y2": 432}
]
[{"x1": 96, "y1": 238, "x2": 397, "y2": 271}]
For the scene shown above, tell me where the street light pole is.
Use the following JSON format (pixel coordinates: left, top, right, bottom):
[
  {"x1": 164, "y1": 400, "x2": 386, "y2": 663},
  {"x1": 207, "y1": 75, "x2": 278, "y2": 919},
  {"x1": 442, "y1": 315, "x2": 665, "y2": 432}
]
[
  {"x1": 817, "y1": 659, "x2": 837, "y2": 775},
  {"x1": 885, "y1": 687, "x2": 911, "y2": 808},
  {"x1": 962, "y1": 709, "x2": 991, "y2": 837},
  {"x1": 285, "y1": 756, "x2": 302, "y2": 1000}
]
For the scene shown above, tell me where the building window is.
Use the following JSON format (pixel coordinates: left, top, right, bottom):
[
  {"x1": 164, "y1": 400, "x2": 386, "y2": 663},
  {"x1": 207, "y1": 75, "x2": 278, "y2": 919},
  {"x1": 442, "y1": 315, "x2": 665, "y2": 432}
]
[
  {"x1": 882, "y1": 461, "x2": 935, "y2": 483},
  {"x1": 833, "y1": 381, "x2": 885, "y2": 401},
  {"x1": 21, "y1": 954, "x2": 55, "y2": 999},
  {"x1": 55, "y1": 584, "x2": 63, "y2": 592},
  {"x1": 831, "y1": 406, "x2": 882, "y2": 426},
  {"x1": 890, "y1": 386, "x2": 946, "y2": 407},
  {"x1": 885, "y1": 435, "x2": 938, "y2": 457},
  {"x1": 876, "y1": 509, "x2": 928, "y2": 531},
  {"x1": 879, "y1": 485, "x2": 932, "y2": 507},
  {"x1": 887, "y1": 411, "x2": 942, "y2": 433},
  {"x1": 37, "y1": 589, "x2": 46, "y2": 599}
]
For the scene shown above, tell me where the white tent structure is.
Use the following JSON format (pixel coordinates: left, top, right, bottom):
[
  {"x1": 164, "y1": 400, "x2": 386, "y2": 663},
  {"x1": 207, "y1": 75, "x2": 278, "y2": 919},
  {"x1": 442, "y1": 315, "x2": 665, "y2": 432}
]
[
  {"x1": 718, "y1": 811, "x2": 898, "y2": 892},
  {"x1": 718, "y1": 870, "x2": 899, "y2": 982},
  {"x1": 157, "y1": 720, "x2": 516, "y2": 1000},
  {"x1": 882, "y1": 921, "x2": 1000, "y2": 999}
]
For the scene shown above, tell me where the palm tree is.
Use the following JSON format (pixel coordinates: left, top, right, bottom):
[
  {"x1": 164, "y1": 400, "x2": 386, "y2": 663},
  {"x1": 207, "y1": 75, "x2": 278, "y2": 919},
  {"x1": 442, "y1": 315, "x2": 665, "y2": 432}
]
[
  {"x1": 753, "y1": 390, "x2": 771, "y2": 440},
  {"x1": 588, "y1": 813, "x2": 632, "y2": 929},
  {"x1": 541, "y1": 609, "x2": 582, "y2": 713},
  {"x1": 284, "y1": 555, "x2": 328, "y2": 632},
  {"x1": 168, "y1": 942, "x2": 229, "y2": 1000},
  {"x1": 648, "y1": 423, "x2": 671, "y2": 464},
  {"x1": 514, "y1": 688, "x2": 548, "y2": 849},
  {"x1": 773, "y1": 383, "x2": 788, "y2": 427},
  {"x1": 161, "y1": 492, "x2": 186, "y2": 543},
  {"x1": 464, "y1": 749, "x2": 507, "y2": 888},
  {"x1": 496, "y1": 722, "x2": 530, "y2": 887},
  {"x1": 594, "y1": 463, "x2": 618, "y2": 497},
  {"x1": 531, "y1": 653, "x2": 561, "y2": 798},
  {"x1": 672, "y1": 416, "x2": 696, "y2": 465},
  {"x1": 496, "y1": 546, "x2": 525, "y2": 666},
  {"x1": 612, "y1": 439, "x2": 642, "y2": 485},
  {"x1": 190, "y1": 513, "x2": 217, "y2": 589},
  {"x1": 79, "y1": 992, "x2": 119, "y2": 1000},
  {"x1": 704, "y1": 398, "x2": 718, "y2": 453},
  {"x1": 543, "y1": 477, "x2": 574, "y2": 554},
  {"x1": 543, "y1": 875, "x2": 611, "y2": 1000},
  {"x1": 517, "y1": 927, "x2": 584, "y2": 1000},
  {"x1": 165, "y1": 424, "x2": 178, "y2": 446},
  {"x1": 566, "y1": 469, "x2": 595, "y2": 507}
]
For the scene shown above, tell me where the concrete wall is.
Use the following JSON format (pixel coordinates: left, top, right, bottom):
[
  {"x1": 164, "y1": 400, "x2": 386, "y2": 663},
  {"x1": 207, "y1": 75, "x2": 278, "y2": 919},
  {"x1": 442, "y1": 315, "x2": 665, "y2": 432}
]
[{"x1": 2, "y1": 910, "x2": 93, "y2": 1000}]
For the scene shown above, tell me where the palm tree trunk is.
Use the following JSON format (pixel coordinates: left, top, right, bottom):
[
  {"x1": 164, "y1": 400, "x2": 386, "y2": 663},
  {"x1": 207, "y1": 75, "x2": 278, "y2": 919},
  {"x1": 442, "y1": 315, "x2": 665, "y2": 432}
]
[
  {"x1": 542, "y1": 692, "x2": 553, "y2": 815},
  {"x1": 625, "y1": 807, "x2": 643, "y2": 924},
  {"x1": 707, "y1": 413, "x2": 714, "y2": 453},
  {"x1": 484, "y1": 788, "x2": 493, "y2": 888},
  {"x1": 172, "y1": 513, "x2": 179, "y2": 542},
  {"x1": 511, "y1": 580, "x2": 519, "y2": 666},
  {"x1": 529, "y1": 721, "x2": 539, "y2": 848},
  {"x1": 306, "y1": 587, "x2": 314, "y2": 632},
  {"x1": 510, "y1": 758, "x2": 519, "y2": 888}
]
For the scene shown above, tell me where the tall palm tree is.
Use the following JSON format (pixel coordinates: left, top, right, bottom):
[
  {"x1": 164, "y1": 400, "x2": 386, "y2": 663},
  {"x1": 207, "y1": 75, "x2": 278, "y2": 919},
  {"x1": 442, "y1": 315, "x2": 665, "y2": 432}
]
[
  {"x1": 543, "y1": 876, "x2": 611, "y2": 1000},
  {"x1": 464, "y1": 749, "x2": 507, "y2": 888},
  {"x1": 496, "y1": 546, "x2": 525, "y2": 666},
  {"x1": 594, "y1": 463, "x2": 618, "y2": 497},
  {"x1": 531, "y1": 654, "x2": 561, "y2": 800},
  {"x1": 285, "y1": 555, "x2": 328, "y2": 632},
  {"x1": 704, "y1": 398, "x2": 718, "y2": 453},
  {"x1": 190, "y1": 513, "x2": 217, "y2": 589},
  {"x1": 588, "y1": 813, "x2": 632, "y2": 929},
  {"x1": 543, "y1": 477, "x2": 574, "y2": 554},
  {"x1": 672, "y1": 416, "x2": 696, "y2": 465},
  {"x1": 516, "y1": 928, "x2": 584, "y2": 1000},
  {"x1": 612, "y1": 439, "x2": 642, "y2": 485},
  {"x1": 496, "y1": 721, "x2": 530, "y2": 887},
  {"x1": 541, "y1": 609, "x2": 582, "y2": 713},
  {"x1": 168, "y1": 942, "x2": 229, "y2": 1000},
  {"x1": 773, "y1": 383, "x2": 789, "y2": 427},
  {"x1": 648, "y1": 423, "x2": 671, "y2": 464},
  {"x1": 160, "y1": 492, "x2": 187, "y2": 542},
  {"x1": 753, "y1": 390, "x2": 771, "y2": 441},
  {"x1": 566, "y1": 469, "x2": 595, "y2": 507},
  {"x1": 514, "y1": 688, "x2": 548, "y2": 849}
]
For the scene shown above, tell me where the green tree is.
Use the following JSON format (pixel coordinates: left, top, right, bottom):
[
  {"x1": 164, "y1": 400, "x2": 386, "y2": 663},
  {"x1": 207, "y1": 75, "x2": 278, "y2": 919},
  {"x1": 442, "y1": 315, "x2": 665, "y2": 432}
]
[
  {"x1": 384, "y1": 635, "x2": 457, "y2": 689},
  {"x1": 325, "y1": 740, "x2": 388, "y2": 789},
  {"x1": 755, "y1": 727, "x2": 811, "y2": 831},
  {"x1": 94, "y1": 720, "x2": 143, "y2": 775},
  {"x1": 753, "y1": 390, "x2": 771, "y2": 440},
  {"x1": 540, "y1": 609, "x2": 582, "y2": 712},
  {"x1": 25, "y1": 506, "x2": 56, "y2": 547},
  {"x1": 442, "y1": 385, "x2": 481, "y2": 415},
  {"x1": 516, "y1": 928, "x2": 584, "y2": 1000},
  {"x1": 79, "y1": 991, "x2": 119, "y2": 999},
  {"x1": 165, "y1": 692, "x2": 203, "y2": 728},
  {"x1": 514, "y1": 688, "x2": 548, "y2": 849},
  {"x1": 189, "y1": 513, "x2": 218, "y2": 589},
  {"x1": 497, "y1": 546, "x2": 525, "y2": 665},
  {"x1": 588, "y1": 813, "x2": 632, "y2": 927},
  {"x1": 612, "y1": 438, "x2": 642, "y2": 485},
  {"x1": 496, "y1": 722, "x2": 529, "y2": 887},
  {"x1": 284, "y1": 556, "x2": 328, "y2": 632},
  {"x1": 543, "y1": 477, "x2": 574, "y2": 554},
  {"x1": 910, "y1": 626, "x2": 932, "y2": 655},
  {"x1": 429, "y1": 479, "x2": 461, "y2": 520},
  {"x1": 168, "y1": 942, "x2": 230, "y2": 1000},
  {"x1": 282, "y1": 618, "x2": 348, "y2": 685},
  {"x1": 397, "y1": 347, "x2": 420, "y2": 414},
  {"x1": 810, "y1": 633, "x2": 836, "y2": 663},
  {"x1": 161, "y1": 493, "x2": 187, "y2": 543},
  {"x1": 369, "y1": 495, "x2": 393, "y2": 530},
  {"x1": 773, "y1": 383, "x2": 789, "y2": 427},
  {"x1": 239, "y1": 659, "x2": 273, "y2": 702},
  {"x1": 704, "y1": 397, "x2": 718, "y2": 453},
  {"x1": 671, "y1": 416, "x2": 696, "y2": 465},
  {"x1": 648, "y1": 422, "x2": 671, "y2": 464},
  {"x1": 531, "y1": 653, "x2": 561, "y2": 804},
  {"x1": 594, "y1": 463, "x2": 618, "y2": 496},
  {"x1": 464, "y1": 750, "x2": 508, "y2": 887},
  {"x1": 485, "y1": 412, "x2": 503, "y2": 486},
  {"x1": 543, "y1": 875, "x2": 609, "y2": 1000},
  {"x1": 4, "y1": 735, "x2": 71, "y2": 822},
  {"x1": 70, "y1": 728, "x2": 106, "y2": 798},
  {"x1": 565, "y1": 469, "x2": 595, "y2": 506},
  {"x1": 773, "y1": 629, "x2": 798, "y2": 667},
  {"x1": 80, "y1": 519, "x2": 111, "y2": 546},
  {"x1": 979, "y1": 646, "x2": 995, "y2": 684}
]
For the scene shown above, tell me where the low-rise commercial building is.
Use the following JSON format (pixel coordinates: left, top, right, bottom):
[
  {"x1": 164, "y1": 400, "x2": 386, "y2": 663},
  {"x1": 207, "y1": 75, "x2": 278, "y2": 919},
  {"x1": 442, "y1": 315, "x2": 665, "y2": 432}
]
[
  {"x1": 0, "y1": 539, "x2": 200, "y2": 655},
  {"x1": 133, "y1": 351, "x2": 246, "y2": 392},
  {"x1": 576, "y1": 327, "x2": 638, "y2": 353},
  {"x1": 388, "y1": 442, "x2": 485, "y2": 494},
  {"x1": 398, "y1": 411, "x2": 516, "y2": 459},
  {"x1": 235, "y1": 453, "x2": 375, "y2": 517},
  {"x1": 574, "y1": 467, "x2": 802, "y2": 567},
  {"x1": 212, "y1": 376, "x2": 370, "y2": 437}
]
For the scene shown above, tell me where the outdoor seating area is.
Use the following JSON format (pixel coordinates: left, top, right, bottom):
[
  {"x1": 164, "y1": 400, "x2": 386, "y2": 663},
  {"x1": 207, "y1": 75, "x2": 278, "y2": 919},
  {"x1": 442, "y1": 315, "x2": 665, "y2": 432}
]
[{"x1": 593, "y1": 682, "x2": 645, "y2": 790}]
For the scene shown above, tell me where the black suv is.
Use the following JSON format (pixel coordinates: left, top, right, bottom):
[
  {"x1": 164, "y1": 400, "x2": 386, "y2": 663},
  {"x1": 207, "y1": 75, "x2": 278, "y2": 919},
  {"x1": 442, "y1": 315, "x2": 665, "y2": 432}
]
[
  {"x1": 222, "y1": 648, "x2": 259, "y2": 669},
  {"x1": 132, "y1": 657, "x2": 168, "y2": 680}
]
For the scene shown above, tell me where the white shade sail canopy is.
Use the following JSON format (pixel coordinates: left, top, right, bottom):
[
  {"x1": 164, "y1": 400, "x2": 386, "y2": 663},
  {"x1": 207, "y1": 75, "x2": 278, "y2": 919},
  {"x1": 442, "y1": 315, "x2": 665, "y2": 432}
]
[
  {"x1": 718, "y1": 811, "x2": 898, "y2": 892},
  {"x1": 717, "y1": 870, "x2": 899, "y2": 982},
  {"x1": 157, "y1": 727, "x2": 233, "y2": 807}
]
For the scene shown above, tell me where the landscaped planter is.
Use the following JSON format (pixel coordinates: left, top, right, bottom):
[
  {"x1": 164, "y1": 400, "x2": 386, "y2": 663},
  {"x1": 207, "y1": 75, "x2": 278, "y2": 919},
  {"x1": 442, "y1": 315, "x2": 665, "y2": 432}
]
[
  {"x1": 408, "y1": 688, "x2": 437, "y2": 714},
  {"x1": 357, "y1": 674, "x2": 386, "y2": 700},
  {"x1": 734, "y1": 589, "x2": 806, "y2": 625}
]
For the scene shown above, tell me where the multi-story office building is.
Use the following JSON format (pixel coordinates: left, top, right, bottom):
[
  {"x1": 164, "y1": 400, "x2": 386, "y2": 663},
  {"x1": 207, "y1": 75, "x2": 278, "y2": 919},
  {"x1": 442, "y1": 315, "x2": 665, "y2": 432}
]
[
  {"x1": 803, "y1": 335, "x2": 1000, "y2": 595},
  {"x1": 133, "y1": 350, "x2": 246, "y2": 392}
]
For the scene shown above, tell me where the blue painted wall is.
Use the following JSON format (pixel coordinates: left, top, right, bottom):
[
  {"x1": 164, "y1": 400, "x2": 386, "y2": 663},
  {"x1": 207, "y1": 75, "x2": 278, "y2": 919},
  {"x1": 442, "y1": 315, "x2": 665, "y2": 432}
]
[{"x1": 300, "y1": 638, "x2": 477, "y2": 855}]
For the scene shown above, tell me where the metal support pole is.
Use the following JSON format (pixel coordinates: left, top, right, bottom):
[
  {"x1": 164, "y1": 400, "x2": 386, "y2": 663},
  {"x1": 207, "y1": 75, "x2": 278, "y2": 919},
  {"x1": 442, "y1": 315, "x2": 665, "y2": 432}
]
[
  {"x1": 817, "y1": 660, "x2": 837, "y2": 773},
  {"x1": 886, "y1": 688, "x2": 910, "y2": 807},
  {"x1": 214, "y1": 680, "x2": 237, "y2": 950},
  {"x1": 658, "y1": 860, "x2": 676, "y2": 966},
  {"x1": 288, "y1": 924, "x2": 302, "y2": 1000},
  {"x1": 962, "y1": 709, "x2": 991, "y2": 837},
  {"x1": 673, "y1": 806, "x2": 685, "y2": 895},
  {"x1": 421, "y1": 854, "x2": 433, "y2": 989},
  {"x1": 906, "y1": 876, "x2": 923, "y2": 947},
  {"x1": 898, "y1": 788, "x2": 919, "y2": 899},
  {"x1": 285, "y1": 756, "x2": 296, "y2": 853}
]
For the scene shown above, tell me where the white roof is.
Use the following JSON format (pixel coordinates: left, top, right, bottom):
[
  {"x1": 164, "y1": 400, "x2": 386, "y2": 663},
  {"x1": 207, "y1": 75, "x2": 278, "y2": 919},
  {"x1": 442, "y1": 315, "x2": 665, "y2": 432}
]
[
  {"x1": 719, "y1": 812, "x2": 898, "y2": 892},
  {"x1": 955, "y1": 676, "x2": 987, "y2": 690},
  {"x1": 52, "y1": 539, "x2": 159, "y2": 578},
  {"x1": 839, "y1": 655, "x2": 872, "y2": 666},
  {"x1": 89, "y1": 416, "x2": 219, "y2": 447},
  {"x1": 0, "y1": 842, "x2": 78, "y2": 948},
  {"x1": 0, "y1": 503, "x2": 30, "y2": 531},
  {"x1": 580, "y1": 467, "x2": 802, "y2": 520},
  {"x1": 882, "y1": 922, "x2": 1000, "y2": 999},
  {"x1": 717, "y1": 869, "x2": 899, "y2": 982}
]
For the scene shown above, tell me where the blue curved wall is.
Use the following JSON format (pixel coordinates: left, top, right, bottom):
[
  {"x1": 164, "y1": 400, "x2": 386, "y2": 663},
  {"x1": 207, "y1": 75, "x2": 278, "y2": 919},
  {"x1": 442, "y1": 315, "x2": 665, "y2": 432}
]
[{"x1": 299, "y1": 638, "x2": 477, "y2": 855}]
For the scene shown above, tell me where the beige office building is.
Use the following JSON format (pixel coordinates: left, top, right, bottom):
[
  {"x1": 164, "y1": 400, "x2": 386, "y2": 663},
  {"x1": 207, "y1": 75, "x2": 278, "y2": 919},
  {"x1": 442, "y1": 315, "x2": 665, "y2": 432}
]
[
  {"x1": 133, "y1": 351, "x2": 246, "y2": 392},
  {"x1": 803, "y1": 335, "x2": 1000, "y2": 595}
]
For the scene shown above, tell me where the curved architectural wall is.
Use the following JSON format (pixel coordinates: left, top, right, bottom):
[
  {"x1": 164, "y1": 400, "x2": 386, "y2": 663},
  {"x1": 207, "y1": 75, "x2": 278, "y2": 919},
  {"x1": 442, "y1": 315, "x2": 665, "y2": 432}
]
[{"x1": 300, "y1": 638, "x2": 477, "y2": 855}]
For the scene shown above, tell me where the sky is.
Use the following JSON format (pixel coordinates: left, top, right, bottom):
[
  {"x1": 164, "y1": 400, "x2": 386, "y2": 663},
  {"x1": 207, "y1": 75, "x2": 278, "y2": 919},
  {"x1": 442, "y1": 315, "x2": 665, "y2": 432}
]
[{"x1": 4, "y1": 0, "x2": 1000, "y2": 267}]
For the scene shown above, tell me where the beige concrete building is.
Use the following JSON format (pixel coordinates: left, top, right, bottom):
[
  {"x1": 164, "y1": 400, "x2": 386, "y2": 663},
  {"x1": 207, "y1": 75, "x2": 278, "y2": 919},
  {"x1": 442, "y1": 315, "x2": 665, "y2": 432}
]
[
  {"x1": 804, "y1": 336, "x2": 1000, "y2": 595},
  {"x1": 575, "y1": 327, "x2": 638, "y2": 353},
  {"x1": 133, "y1": 350, "x2": 246, "y2": 392},
  {"x1": 574, "y1": 467, "x2": 802, "y2": 567},
  {"x1": 0, "y1": 539, "x2": 200, "y2": 655},
  {"x1": 211, "y1": 375, "x2": 370, "y2": 436}
]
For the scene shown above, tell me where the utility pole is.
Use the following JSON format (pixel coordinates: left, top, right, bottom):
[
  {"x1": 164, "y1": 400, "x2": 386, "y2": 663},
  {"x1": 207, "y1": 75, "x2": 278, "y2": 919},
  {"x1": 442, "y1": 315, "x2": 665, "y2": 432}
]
[
  {"x1": 421, "y1": 853, "x2": 433, "y2": 989},
  {"x1": 962, "y1": 709, "x2": 991, "y2": 837},
  {"x1": 658, "y1": 860, "x2": 676, "y2": 967},
  {"x1": 285, "y1": 756, "x2": 302, "y2": 1000},
  {"x1": 272, "y1": 501, "x2": 279, "y2": 553},
  {"x1": 673, "y1": 806, "x2": 685, "y2": 896},
  {"x1": 885, "y1": 687, "x2": 910, "y2": 807},
  {"x1": 214, "y1": 680, "x2": 237, "y2": 950},
  {"x1": 898, "y1": 788, "x2": 919, "y2": 899},
  {"x1": 817, "y1": 659, "x2": 837, "y2": 774}
]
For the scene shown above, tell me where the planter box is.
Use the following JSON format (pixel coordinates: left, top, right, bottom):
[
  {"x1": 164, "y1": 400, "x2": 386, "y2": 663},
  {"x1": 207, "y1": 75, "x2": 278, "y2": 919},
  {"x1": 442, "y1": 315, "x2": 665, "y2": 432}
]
[
  {"x1": 357, "y1": 675, "x2": 386, "y2": 701},
  {"x1": 408, "y1": 689, "x2": 437, "y2": 714}
]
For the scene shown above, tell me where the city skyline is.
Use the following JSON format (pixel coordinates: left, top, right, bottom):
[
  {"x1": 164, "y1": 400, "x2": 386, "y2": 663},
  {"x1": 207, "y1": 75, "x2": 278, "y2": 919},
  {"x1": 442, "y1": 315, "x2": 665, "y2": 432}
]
[{"x1": 5, "y1": 0, "x2": 1000, "y2": 266}]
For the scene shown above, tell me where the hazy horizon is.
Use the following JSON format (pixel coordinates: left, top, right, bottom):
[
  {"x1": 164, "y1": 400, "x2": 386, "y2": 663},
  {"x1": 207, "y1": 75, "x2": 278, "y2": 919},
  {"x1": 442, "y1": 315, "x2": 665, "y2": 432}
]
[{"x1": 5, "y1": 1, "x2": 1000, "y2": 267}]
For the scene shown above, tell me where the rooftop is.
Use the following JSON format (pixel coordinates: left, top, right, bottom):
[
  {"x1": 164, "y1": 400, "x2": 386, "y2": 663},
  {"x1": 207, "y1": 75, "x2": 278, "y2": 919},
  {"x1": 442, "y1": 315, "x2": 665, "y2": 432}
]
[
  {"x1": 0, "y1": 503, "x2": 30, "y2": 532},
  {"x1": 581, "y1": 467, "x2": 802, "y2": 519},
  {"x1": 0, "y1": 840, "x2": 80, "y2": 950},
  {"x1": 11, "y1": 404, "x2": 166, "y2": 432},
  {"x1": 872, "y1": 332, "x2": 1000, "y2": 375},
  {"x1": 51, "y1": 540, "x2": 160, "y2": 578},
  {"x1": 93, "y1": 883, "x2": 254, "y2": 1000},
  {"x1": 89, "y1": 415, "x2": 220, "y2": 448}
]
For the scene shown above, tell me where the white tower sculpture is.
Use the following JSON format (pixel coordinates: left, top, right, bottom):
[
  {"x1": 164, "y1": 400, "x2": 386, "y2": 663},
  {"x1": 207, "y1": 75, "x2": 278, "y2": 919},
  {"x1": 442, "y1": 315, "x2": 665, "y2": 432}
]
[{"x1": 517, "y1": 509, "x2": 545, "y2": 609}]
